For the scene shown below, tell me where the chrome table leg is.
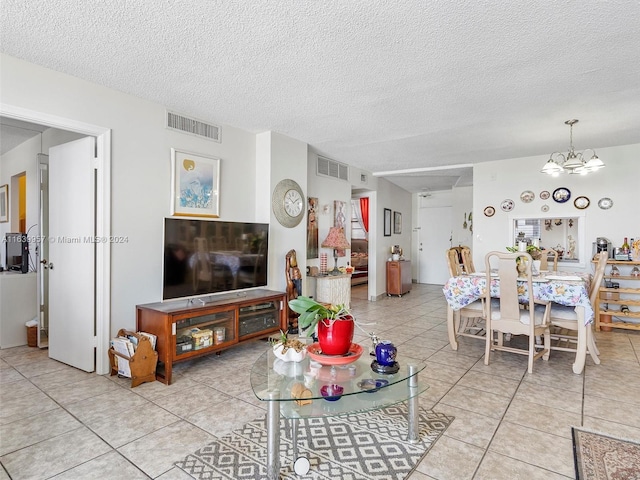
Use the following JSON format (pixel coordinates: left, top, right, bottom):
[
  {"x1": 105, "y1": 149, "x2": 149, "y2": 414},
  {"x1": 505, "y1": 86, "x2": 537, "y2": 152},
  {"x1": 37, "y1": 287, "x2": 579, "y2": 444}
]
[
  {"x1": 407, "y1": 364, "x2": 420, "y2": 443},
  {"x1": 267, "y1": 391, "x2": 280, "y2": 480}
]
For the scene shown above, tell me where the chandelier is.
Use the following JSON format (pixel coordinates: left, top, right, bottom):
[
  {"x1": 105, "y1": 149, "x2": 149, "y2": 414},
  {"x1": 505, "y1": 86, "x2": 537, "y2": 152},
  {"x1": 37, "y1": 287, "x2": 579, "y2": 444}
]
[{"x1": 540, "y1": 119, "x2": 605, "y2": 176}]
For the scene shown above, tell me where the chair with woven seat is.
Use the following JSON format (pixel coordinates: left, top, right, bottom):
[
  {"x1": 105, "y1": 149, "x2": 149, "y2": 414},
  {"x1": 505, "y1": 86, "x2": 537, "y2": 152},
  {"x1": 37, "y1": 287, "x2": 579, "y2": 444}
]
[
  {"x1": 541, "y1": 251, "x2": 607, "y2": 364},
  {"x1": 484, "y1": 251, "x2": 551, "y2": 374},
  {"x1": 539, "y1": 248, "x2": 558, "y2": 271}
]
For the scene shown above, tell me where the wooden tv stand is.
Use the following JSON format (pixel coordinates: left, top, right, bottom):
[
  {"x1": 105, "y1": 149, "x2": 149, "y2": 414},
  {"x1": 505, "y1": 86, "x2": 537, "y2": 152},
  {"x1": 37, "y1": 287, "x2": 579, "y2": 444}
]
[{"x1": 136, "y1": 289, "x2": 287, "y2": 384}]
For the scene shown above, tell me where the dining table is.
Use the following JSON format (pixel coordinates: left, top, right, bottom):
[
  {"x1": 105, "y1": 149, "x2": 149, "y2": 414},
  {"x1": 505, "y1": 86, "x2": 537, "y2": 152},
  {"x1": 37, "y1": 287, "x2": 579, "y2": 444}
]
[{"x1": 442, "y1": 270, "x2": 596, "y2": 374}]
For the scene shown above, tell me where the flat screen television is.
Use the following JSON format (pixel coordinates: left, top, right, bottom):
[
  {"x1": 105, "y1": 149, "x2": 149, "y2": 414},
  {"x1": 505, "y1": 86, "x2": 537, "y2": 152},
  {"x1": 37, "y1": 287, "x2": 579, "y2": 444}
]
[{"x1": 163, "y1": 218, "x2": 269, "y2": 301}]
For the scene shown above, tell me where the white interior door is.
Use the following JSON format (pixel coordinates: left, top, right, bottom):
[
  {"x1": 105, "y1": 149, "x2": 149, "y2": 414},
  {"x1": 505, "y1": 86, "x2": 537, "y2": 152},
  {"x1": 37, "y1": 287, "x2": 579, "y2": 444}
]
[
  {"x1": 418, "y1": 206, "x2": 453, "y2": 285},
  {"x1": 48, "y1": 137, "x2": 95, "y2": 372}
]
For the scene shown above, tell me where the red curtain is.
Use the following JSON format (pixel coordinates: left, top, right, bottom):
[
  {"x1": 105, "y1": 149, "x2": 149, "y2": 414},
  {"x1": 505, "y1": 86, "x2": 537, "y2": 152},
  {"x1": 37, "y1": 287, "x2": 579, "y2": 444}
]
[{"x1": 360, "y1": 197, "x2": 369, "y2": 233}]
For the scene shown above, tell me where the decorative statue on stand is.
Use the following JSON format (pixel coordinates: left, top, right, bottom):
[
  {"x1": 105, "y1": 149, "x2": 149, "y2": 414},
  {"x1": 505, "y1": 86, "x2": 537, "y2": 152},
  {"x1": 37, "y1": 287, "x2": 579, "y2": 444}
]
[{"x1": 285, "y1": 249, "x2": 302, "y2": 333}]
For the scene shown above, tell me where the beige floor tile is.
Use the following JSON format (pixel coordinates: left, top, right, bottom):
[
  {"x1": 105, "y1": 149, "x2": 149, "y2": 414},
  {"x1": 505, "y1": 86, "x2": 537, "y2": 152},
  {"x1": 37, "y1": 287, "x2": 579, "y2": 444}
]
[
  {"x1": 0, "y1": 390, "x2": 60, "y2": 425},
  {"x1": 0, "y1": 426, "x2": 111, "y2": 480},
  {"x1": 11, "y1": 357, "x2": 70, "y2": 378},
  {"x1": 583, "y1": 394, "x2": 640, "y2": 429},
  {"x1": 64, "y1": 388, "x2": 151, "y2": 423},
  {"x1": 185, "y1": 399, "x2": 265, "y2": 437},
  {"x1": 45, "y1": 375, "x2": 124, "y2": 406},
  {"x1": 0, "y1": 366, "x2": 24, "y2": 384},
  {"x1": 0, "y1": 378, "x2": 41, "y2": 402},
  {"x1": 151, "y1": 384, "x2": 231, "y2": 418},
  {"x1": 0, "y1": 407, "x2": 81, "y2": 456},
  {"x1": 439, "y1": 385, "x2": 511, "y2": 419},
  {"x1": 29, "y1": 367, "x2": 95, "y2": 391},
  {"x1": 416, "y1": 435, "x2": 484, "y2": 479},
  {"x1": 434, "y1": 404, "x2": 500, "y2": 449},
  {"x1": 156, "y1": 466, "x2": 198, "y2": 479},
  {"x1": 582, "y1": 415, "x2": 640, "y2": 442},
  {"x1": 489, "y1": 421, "x2": 574, "y2": 477},
  {"x1": 513, "y1": 380, "x2": 583, "y2": 414},
  {"x1": 421, "y1": 362, "x2": 468, "y2": 384},
  {"x1": 457, "y1": 370, "x2": 521, "y2": 398},
  {"x1": 117, "y1": 420, "x2": 215, "y2": 478},
  {"x1": 50, "y1": 451, "x2": 150, "y2": 479},
  {"x1": 84, "y1": 403, "x2": 180, "y2": 448},
  {"x1": 503, "y1": 398, "x2": 580, "y2": 439},
  {"x1": 475, "y1": 451, "x2": 571, "y2": 479}
]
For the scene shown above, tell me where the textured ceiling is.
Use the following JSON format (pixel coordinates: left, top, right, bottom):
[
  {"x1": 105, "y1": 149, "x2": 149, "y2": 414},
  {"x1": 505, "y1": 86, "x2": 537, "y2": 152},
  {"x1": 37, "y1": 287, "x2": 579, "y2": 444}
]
[{"x1": 2, "y1": 1, "x2": 640, "y2": 192}]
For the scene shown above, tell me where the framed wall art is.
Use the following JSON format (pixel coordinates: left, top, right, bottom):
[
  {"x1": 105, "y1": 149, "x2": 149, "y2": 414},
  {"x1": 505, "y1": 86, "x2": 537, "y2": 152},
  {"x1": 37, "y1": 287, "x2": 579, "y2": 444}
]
[
  {"x1": 384, "y1": 208, "x2": 391, "y2": 236},
  {"x1": 393, "y1": 211, "x2": 402, "y2": 234},
  {"x1": 171, "y1": 148, "x2": 220, "y2": 217},
  {"x1": 334, "y1": 200, "x2": 347, "y2": 256},
  {"x1": 307, "y1": 196, "x2": 318, "y2": 259},
  {"x1": 0, "y1": 184, "x2": 8, "y2": 223}
]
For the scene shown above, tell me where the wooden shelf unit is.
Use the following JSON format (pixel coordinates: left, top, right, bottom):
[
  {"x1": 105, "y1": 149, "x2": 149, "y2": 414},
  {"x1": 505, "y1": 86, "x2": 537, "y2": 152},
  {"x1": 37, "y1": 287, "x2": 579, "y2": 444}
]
[
  {"x1": 386, "y1": 260, "x2": 412, "y2": 297},
  {"x1": 595, "y1": 260, "x2": 640, "y2": 332},
  {"x1": 136, "y1": 289, "x2": 287, "y2": 384}
]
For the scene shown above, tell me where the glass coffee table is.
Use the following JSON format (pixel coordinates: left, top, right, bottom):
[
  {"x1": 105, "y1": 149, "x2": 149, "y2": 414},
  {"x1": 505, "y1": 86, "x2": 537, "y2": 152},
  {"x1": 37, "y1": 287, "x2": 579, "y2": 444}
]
[{"x1": 250, "y1": 344, "x2": 428, "y2": 479}]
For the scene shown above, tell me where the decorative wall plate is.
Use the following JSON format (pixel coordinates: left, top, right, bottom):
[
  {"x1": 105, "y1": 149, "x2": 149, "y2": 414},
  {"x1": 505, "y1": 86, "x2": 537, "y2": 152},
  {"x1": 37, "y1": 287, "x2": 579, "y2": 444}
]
[
  {"x1": 483, "y1": 206, "x2": 495, "y2": 217},
  {"x1": 552, "y1": 187, "x2": 571, "y2": 203},
  {"x1": 540, "y1": 190, "x2": 550, "y2": 200},
  {"x1": 598, "y1": 197, "x2": 613, "y2": 210},
  {"x1": 541, "y1": 204, "x2": 549, "y2": 212},
  {"x1": 500, "y1": 199, "x2": 514, "y2": 212},
  {"x1": 520, "y1": 190, "x2": 535, "y2": 203},
  {"x1": 574, "y1": 196, "x2": 590, "y2": 209}
]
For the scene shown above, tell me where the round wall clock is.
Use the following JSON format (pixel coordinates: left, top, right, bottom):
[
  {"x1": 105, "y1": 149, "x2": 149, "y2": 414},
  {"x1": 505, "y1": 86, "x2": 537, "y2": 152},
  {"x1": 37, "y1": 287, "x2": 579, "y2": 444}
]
[
  {"x1": 552, "y1": 187, "x2": 571, "y2": 203},
  {"x1": 272, "y1": 179, "x2": 305, "y2": 228}
]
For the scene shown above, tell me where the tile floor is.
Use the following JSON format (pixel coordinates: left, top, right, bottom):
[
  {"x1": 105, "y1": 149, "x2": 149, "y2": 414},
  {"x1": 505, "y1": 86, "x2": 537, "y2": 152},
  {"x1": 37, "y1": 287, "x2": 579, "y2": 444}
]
[{"x1": 1, "y1": 283, "x2": 639, "y2": 479}]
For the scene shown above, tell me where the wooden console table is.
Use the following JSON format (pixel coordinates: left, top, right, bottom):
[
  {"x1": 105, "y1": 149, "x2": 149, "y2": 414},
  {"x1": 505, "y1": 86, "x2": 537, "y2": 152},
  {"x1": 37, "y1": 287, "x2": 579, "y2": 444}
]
[{"x1": 136, "y1": 289, "x2": 287, "y2": 384}]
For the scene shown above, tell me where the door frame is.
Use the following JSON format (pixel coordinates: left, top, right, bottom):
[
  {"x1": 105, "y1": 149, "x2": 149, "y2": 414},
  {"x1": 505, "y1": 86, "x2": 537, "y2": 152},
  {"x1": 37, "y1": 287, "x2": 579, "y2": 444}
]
[{"x1": 1, "y1": 103, "x2": 112, "y2": 375}]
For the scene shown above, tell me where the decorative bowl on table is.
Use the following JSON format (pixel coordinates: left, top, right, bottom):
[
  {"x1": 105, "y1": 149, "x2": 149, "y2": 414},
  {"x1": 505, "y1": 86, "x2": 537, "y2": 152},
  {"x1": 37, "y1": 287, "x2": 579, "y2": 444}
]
[
  {"x1": 320, "y1": 384, "x2": 344, "y2": 401},
  {"x1": 357, "y1": 378, "x2": 389, "y2": 393},
  {"x1": 273, "y1": 343, "x2": 307, "y2": 362}
]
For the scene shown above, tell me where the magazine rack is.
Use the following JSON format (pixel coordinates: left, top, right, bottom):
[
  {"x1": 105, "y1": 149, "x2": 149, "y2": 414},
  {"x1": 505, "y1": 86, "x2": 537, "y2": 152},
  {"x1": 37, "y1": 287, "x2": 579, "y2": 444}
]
[{"x1": 108, "y1": 329, "x2": 158, "y2": 387}]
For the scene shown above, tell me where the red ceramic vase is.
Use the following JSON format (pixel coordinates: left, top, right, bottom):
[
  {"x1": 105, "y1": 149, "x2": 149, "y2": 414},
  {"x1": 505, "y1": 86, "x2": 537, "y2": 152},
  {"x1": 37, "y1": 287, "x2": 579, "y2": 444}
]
[{"x1": 317, "y1": 316, "x2": 354, "y2": 355}]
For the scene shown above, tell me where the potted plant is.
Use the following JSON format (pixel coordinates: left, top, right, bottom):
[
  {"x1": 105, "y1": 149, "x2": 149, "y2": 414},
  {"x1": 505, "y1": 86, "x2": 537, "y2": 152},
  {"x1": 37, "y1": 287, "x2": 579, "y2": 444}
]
[
  {"x1": 288, "y1": 296, "x2": 354, "y2": 355},
  {"x1": 271, "y1": 330, "x2": 307, "y2": 362}
]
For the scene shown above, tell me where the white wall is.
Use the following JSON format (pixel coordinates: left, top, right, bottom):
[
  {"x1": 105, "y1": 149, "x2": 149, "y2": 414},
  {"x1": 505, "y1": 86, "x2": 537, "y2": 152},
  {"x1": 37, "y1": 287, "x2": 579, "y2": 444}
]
[
  {"x1": 473, "y1": 143, "x2": 639, "y2": 273},
  {"x1": 1, "y1": 54, "x2": 263, "y2": 334}
]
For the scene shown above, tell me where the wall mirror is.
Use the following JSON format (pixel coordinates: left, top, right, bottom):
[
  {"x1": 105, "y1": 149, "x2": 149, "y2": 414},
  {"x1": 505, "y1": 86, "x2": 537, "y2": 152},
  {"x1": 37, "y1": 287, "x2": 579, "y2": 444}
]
[{"x1": 508, "y1": 213, "x2": 586, "y2": 267}]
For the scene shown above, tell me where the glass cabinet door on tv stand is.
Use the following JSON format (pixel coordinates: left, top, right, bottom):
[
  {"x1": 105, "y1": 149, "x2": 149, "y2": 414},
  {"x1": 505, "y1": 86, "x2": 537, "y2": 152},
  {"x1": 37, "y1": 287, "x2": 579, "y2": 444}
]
[{"x1": 174, "y1": 307, "x2": 236, "y2": 357}]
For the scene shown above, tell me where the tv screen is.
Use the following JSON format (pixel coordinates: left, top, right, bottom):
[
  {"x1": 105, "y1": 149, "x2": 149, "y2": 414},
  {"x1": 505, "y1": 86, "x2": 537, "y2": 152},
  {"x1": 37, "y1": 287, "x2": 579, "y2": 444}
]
[{"x1": 163, "y1": 218, "x2": 269, "y2": 301}]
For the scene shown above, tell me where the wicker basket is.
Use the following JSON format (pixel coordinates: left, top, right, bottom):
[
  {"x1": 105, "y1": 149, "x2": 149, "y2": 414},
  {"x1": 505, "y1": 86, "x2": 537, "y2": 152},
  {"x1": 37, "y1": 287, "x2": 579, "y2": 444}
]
[{"x1": 27, "y1": 326, "x2": 38, "y2": 347}]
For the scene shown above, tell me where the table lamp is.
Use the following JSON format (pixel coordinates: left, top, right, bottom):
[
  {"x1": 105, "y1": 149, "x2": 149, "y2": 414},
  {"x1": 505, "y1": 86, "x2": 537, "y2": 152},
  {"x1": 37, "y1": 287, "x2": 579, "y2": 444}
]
[{"x1": 321, "y1": 227, "x2": 351, "y2": 275}]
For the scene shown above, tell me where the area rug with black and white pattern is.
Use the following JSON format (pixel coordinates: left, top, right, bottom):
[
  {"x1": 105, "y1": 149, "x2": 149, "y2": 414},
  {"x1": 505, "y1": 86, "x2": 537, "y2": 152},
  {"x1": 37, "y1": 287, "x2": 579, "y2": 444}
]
[{"x1": 175, "y1": 404, "x2": 452, "y2": 479}]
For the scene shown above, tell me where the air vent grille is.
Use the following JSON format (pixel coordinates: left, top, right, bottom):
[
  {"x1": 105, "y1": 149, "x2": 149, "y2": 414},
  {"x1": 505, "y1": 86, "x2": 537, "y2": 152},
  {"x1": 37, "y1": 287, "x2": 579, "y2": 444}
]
[
  {"x1": 317, "y1": 156, "x2": 349, "y2": 182},
  {"x1": 167, "y1": 111, "x2": 221, "y2": 142}
]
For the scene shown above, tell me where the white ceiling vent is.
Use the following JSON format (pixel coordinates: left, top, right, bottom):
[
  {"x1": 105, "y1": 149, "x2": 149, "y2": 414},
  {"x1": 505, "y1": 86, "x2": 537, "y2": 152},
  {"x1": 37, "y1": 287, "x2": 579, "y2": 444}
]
[
  {"x1": 317, "y1": 156, "x2": 349, "y2": 182},
  {"x1": 166, "y1": 111, "x2": 221, "y2": 142}
]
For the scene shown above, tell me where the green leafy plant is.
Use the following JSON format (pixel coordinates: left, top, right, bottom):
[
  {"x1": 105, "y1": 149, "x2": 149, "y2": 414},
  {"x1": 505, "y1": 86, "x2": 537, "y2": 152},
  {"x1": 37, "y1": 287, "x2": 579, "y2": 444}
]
[
  {"x1": 506, "y1": 245, "x2": 542, "y2": 260},
  {"x1": 288, "y1": 296, "x2": 352, "y2": 336}
]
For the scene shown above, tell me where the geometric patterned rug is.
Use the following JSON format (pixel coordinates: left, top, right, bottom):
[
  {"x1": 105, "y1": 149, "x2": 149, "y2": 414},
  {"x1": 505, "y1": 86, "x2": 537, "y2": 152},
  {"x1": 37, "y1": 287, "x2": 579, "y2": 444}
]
[
  {"x1": 175, "y1": 404, "x2": 452, "y2": 479},
  {"x1": 572, "y1": 427, "x2": 640, "y2": 480}
]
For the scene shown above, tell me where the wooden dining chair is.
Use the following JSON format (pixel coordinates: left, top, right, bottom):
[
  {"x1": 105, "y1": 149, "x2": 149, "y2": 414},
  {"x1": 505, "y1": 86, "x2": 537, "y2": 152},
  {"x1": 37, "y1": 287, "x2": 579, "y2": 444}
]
[
  {"x1": 446, "y1": 247, "x2": 463, "y2": 277},
  {"x1": 445, "y1": 248, "x2": 488, "y2": 341},
  {"x1": 484, "y1": 251, "x2": 551, "y2": 374},
  {"x1": 460, "y1": 246, "x2": 475, "y2": 274},
  {"x1": 539, "y1": 248, "x2": 558, "y2": 271},
  {"x1": 539, "y1": 251, "x2": 608, "y2": 363}
]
